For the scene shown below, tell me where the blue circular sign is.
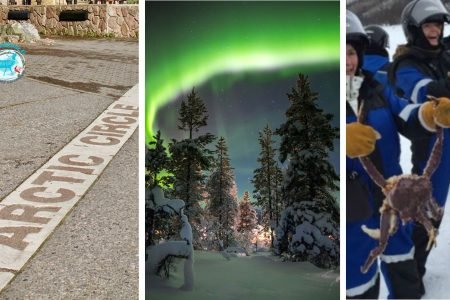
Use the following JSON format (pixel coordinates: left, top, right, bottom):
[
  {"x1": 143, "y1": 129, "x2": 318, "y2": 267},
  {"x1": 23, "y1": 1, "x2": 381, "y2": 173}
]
[{"x1": 0, "y1": 48, "x2": 25, "y2": 83}]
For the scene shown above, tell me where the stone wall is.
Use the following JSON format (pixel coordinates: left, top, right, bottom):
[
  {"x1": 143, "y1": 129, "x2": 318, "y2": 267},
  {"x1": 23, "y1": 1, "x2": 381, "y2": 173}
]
[{"x1": 0, "y1": 5, "x2": 138, "y2": 38}]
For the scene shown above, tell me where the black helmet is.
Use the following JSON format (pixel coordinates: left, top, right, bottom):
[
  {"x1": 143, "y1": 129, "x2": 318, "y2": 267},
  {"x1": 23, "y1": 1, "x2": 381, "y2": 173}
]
[
  {"x1": 401, "y1": 0, "x2": 450, "y2": 44},
  {"x1": 347, "y1": 10, "x2": 369, "y2": 47},
  {"x1": 347, "y1": 10, "x2": 368, "y2": 73},
  {"x1": 365, "y1": 25, "x2": 390, "y2": 50}
]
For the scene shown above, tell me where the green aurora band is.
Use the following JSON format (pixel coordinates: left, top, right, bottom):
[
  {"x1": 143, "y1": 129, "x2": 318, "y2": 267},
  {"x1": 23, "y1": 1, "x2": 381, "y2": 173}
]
[{"x1": 146, "y1": 1, "x2": 339, "y2": 142}]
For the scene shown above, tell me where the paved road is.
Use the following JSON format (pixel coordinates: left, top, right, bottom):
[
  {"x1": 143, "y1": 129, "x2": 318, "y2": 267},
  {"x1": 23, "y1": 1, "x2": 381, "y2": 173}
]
[{"x1": 0, "y1": 38, "x2": 138, "y2": 298}]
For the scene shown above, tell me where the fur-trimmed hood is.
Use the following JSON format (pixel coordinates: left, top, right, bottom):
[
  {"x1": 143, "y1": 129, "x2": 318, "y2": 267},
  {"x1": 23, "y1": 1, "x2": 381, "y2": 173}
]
[{"x1": 393, "y1": 44, "x2": 409, "y2": 60}]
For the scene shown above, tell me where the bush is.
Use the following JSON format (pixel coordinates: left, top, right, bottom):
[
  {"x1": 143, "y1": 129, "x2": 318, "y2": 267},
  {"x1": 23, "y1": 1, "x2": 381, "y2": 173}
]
[{"x1": 274, "y1": 201, "x2": 339, "y2": 268}]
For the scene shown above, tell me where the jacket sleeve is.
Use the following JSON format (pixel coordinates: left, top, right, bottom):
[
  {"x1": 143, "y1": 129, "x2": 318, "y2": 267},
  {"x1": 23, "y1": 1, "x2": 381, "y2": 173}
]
[
  {"x1": 393, "y1": 64, "x2": 443, "y2": 137},
  {"x1": 382, "y1": 81, "x2": 430, "y2": 140},
  {"x1": 395, "y1": 65, "x2": 433, "y2": 104}
]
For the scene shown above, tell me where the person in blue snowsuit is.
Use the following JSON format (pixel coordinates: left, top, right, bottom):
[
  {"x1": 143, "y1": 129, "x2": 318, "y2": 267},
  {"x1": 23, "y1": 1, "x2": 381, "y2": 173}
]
[
  {"x1": 362, "y1": 24, "x2": 422, "y2": 299},
  {"x1": 388, "y1": 0, "x2": 450, "y2": 296},
  {"x1": 346, "y1": 10, "x2": 450, "y2": 298},
  {"x1": 363, "y1": 25, "x2": 391, "y2": 86},
  {"x1": 346, "y1": 12, "x2": 418, "y2": 299}
]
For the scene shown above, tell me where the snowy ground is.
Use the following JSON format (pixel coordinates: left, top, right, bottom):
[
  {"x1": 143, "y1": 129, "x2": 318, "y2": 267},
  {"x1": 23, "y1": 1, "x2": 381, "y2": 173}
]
[
  {"x1": 146, "y1": 251, "x2": 339, "y2": 300},
  {"x1": 376, "y1": 25, "x2": 450, "y2": 299}
]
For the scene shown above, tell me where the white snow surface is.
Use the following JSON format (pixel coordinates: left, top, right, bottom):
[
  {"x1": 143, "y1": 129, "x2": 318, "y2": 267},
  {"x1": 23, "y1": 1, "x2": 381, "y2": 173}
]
[
  {"x1": 376, "y1": 24, "x2": 450, "y2": 299},
  {"x1": 147, "y1": 251, "x2": 339, "y2": 300}
]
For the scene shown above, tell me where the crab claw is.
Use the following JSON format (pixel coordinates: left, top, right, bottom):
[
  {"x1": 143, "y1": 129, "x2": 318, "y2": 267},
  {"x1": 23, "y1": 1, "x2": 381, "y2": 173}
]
[{"x1": 360, "y1": 238, "x2": 388, "y2": 274}]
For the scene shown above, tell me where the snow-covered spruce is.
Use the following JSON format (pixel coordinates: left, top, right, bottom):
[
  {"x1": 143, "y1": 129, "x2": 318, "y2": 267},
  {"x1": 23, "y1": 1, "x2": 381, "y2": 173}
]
[
  {"x1": 146, "y1": 186, "x2": 183, "y2": 247},
  {"x1": 146, "y1": 130, "x2": 170, "y2": 188},
  {"x1": 206, "y1": 137, "x2": 238, "y2": 249},
  {"x1": 146, "y1": 130, "x2": 174, "y2": 247},
  {"x1": 169, "y1": 136, "x2": 213, "y2": 244},
  {"x1": 169, "y1": 87, "x2": 216, "y2": 249},
  {"x1": 275, "y1": 74, "x2": 339, "y2": 225},
  {"x1": 252, "y1": 125, "x2": 282, "y2": 247},
  {"x1": 235, "y1": 191, "x2": 257, "y2": 253},
  {"x1": 274, "y1": 201, "x2": 339, "y2": 268},
  {"x1": 273, "y1": 74, "x2": 339, "y2": 267},
  {"x1": 146, "y1": 187, "x2": 195, "y2": 290}
]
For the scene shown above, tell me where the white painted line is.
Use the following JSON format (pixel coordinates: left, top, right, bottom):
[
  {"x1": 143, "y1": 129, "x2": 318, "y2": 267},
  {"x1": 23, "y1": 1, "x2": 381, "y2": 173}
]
[
  {"x1": 0, "y1": 273, "x2": 14, "y2": 291},
  {"x1": 0, "y1": 84, "x2": 139, "y2": 292}
]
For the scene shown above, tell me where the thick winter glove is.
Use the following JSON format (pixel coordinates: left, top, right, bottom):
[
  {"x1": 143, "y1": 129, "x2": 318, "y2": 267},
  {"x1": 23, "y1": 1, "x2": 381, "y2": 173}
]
[
  {"x1": 347, "y1": 123, "x2": 381, "y2": 158},
  {"x1": 420, "y1": 97, "x2": 450, "y2": 130}
]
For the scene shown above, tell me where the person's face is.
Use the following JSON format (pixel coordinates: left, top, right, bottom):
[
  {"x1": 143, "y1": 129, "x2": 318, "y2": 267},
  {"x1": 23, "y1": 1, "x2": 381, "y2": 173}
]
[
  {"x1": 421, "y1": 22, "x2": 443, "y2": 46},
  {"x1": 346, "y1": 44, "x2": 358, "y2": 76}
]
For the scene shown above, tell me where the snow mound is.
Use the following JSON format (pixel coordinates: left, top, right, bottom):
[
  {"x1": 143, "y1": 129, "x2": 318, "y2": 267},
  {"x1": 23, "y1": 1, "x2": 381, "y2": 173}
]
[
  {"x1": 147, "y1": 241, "x2": 192, "y2": 274},
  {"x1": 224, "y1": 246, "x2": 249, "y2": 257}
]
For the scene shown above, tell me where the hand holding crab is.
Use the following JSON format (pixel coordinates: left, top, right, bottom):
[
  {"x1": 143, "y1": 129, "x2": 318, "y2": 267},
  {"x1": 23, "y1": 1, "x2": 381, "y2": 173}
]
[{"x1": 347, "y1": 96, "x2": 450, "y2": 274}]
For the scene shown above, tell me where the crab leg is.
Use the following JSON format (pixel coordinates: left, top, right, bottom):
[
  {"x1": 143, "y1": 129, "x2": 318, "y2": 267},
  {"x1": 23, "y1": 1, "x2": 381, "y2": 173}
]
[
  {"x1": 423, "y1": 126, "x2": 444, "y2": 179},
  {"x1": 359, "y1": 156, "x2": 387, "y2": 190},
  {"x1": 426, "y1": 197, "x2": 443, "y2": 221},
  {"x1": 361, "y1": 204, "x2": 391, "y2": 273},
  {"x1": 388, "y1": 209, "x2": 399, "y2": 235},
  {"x1": 417, "y1": 210, "x2": 438, "y2": 251},
  {"x1": 356, "y1": 100, "x2": 387, "y2": 190}
]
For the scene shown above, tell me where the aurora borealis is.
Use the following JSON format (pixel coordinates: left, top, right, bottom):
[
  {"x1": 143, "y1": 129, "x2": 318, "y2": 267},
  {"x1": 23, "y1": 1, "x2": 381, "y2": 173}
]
[{"x1": 146, "y1": 1, "x2": 340, "y2": 198}]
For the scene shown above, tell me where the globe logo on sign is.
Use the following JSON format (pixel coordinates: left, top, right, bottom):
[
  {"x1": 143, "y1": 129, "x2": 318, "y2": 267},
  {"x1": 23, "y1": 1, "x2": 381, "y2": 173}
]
[{"x1": 0, "y1": 43, "x2": 25, "y2": 83}]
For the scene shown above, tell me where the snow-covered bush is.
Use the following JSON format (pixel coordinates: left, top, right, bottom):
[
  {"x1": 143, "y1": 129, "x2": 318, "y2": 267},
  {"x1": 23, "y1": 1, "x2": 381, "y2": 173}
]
[
  {"x1": 146, "y1": 187, "x2": 195, "y2": 290},
  {"x1": 156, "y1": 252, "x2": 178, "y2": 278},
  {"x1": 274, "y1": 201, "x2": 339, "y2": 268},
  {"x1": 146, "y1": 187, "x2": 183, "y2": 247}
]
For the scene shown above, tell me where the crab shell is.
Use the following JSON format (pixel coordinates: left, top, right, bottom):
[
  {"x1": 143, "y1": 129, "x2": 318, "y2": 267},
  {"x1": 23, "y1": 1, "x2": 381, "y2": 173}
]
[{"x1": 385, "y1": 174, "x2": 432, "y2": 223}]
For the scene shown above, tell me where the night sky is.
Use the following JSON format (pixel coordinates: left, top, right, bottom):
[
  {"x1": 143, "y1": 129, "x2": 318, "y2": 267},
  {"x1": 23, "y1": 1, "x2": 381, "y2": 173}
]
[{"x1": 146, "y1": 1, "x2": 340, "y2": 200}]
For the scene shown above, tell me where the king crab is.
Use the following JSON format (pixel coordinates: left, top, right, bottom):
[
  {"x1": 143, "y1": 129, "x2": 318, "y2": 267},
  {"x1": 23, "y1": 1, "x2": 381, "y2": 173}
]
[{"x1": 358, "y1": 96, "x2": 444, "y2": 274}]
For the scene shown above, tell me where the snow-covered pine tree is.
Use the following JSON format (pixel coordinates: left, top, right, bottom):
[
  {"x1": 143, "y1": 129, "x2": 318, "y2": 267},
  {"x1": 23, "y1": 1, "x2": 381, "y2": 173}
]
[
  {"x1": 207, "y1": 137, "x2": 238, "y2": 248},
  {"x1": 276, "y1": 74, "x2": 339, "y2": 220},
  {"x1": 146, "y1": 130, "x2": 174, "y2": 248},
  {"x1": 252, "y1": 124, "x2": 279, "y2": 247},
  {"x1": 274, "y1": 74, "x2": 339, "y2": 268},
  {"x1": 236, "y1": 191, "x2": 257, "y2": 253},
  {"x1": 146, "y1": 130, "x2": 170, "y2": 189},
  {"x1": 273, "y1": 165, "x2": 284, "y2": 229},
  {"x1": 237, "y1": 191, "x2": 257, "y2": 233},
  {"x1": 178, "y1": 87, "x2": 207, "y2": 139},
  {"x1": 169, "y1": 88, "x2": 215, "y2": 249}
]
